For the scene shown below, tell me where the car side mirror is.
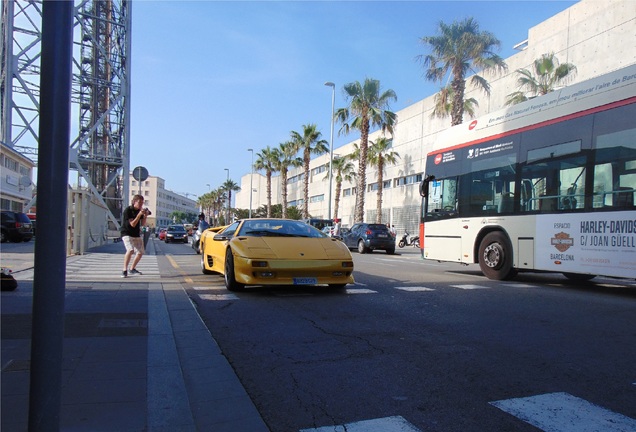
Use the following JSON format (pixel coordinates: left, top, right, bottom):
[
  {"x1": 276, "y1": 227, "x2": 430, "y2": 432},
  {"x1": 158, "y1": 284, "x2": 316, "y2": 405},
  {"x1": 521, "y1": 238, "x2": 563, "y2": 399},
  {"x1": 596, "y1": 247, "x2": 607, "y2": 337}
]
[{"x1": 213, "y1": 234, "x2": 228, "y2": 241}]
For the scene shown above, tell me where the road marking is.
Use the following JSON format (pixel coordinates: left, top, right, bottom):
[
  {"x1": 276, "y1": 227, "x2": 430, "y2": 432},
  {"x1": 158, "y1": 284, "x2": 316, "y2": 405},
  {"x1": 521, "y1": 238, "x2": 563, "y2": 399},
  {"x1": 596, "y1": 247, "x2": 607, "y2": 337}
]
[
  {"x1": 490, "y1": 392, "x2": 636, "y2": 432},
  {"x1": 346, "y1": 288, "x2": 377, "y2": 294},
  {"x1": 451, "y1": 284, "x2": 489, "y2": 290},
  {"x1": 192, "y1": 286, "x2": 225, "y2": 291},
  {"x1": 198, "y1": 294, "x2": 239, "y2": 301},
  {"x1": 299, "y1": 415, "x2": 421, "y2": 432},
  {"x1": 395, "y1": 286, "x2": 435, "y2": 292},
  {"x1": 502, "y1": 283, "x2": 536, "y2": 288}
]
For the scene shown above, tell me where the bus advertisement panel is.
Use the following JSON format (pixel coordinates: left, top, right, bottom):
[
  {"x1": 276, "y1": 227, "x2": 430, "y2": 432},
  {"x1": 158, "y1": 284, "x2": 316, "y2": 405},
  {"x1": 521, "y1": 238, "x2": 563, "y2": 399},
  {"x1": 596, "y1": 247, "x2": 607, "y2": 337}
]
[{"x1": 536, "y1": 213, "x2": 635, "y2": 278}]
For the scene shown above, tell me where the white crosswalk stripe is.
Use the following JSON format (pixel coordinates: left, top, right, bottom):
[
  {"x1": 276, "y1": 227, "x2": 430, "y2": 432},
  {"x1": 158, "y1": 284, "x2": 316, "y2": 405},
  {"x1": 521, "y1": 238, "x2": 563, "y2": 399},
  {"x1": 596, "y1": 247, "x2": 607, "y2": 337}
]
[
  {"x1": 490, "y1": 392, "x2": 636, "y2": 432},
  {"x1": 451, "y1": 284, "x2": 489, "y2": 290},
  {"x1": 300, "y1": 415, "x2": 421, "y2": 432},
  {"x1": 15, "y1": 253, "x2": 161, "y2": 282},
  {"x1": 395, "y1": 286, "x2": 435, "y2": 292}
]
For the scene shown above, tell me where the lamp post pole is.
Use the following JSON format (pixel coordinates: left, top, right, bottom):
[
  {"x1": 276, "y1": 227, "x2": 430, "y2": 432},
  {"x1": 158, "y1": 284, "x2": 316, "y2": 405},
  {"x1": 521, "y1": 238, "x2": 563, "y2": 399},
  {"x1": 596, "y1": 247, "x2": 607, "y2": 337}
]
[
  {"x1": 324, "y1": 81, "x2": 335, "y2": 220},
  {"x1": 224, "y1": 168, "x2": 229, "y2": 223},
  {"x1": 248, "y1": 149, "x2": 254, "y2": 218}
]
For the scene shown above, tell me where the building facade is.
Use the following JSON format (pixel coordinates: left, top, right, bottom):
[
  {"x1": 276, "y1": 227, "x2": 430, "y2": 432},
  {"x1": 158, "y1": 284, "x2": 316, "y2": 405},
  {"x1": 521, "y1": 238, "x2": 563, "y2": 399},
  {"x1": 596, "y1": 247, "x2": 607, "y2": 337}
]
[
  {"x1": 127, "y1": 173, "x2": 198, "y2": 228},
  {"x1": 0, "y1": 142, "x2": 35, "y2": 211},
  {"x1": 234, "y1": 0, "x2": 636, "y2": 233}
]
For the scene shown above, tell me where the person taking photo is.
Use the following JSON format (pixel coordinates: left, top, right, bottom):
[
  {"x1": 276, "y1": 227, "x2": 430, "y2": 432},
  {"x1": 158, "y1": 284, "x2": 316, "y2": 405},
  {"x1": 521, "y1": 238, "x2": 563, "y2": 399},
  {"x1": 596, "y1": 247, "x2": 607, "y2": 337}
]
[{"x1": 120, "y1": 194, "x2": 149, "y2": 278}]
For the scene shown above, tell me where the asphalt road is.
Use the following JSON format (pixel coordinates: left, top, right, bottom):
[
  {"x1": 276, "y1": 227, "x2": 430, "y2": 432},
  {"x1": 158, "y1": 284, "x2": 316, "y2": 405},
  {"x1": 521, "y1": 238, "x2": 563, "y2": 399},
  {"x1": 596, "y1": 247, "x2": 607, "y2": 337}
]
[
  {"x1": 153, "y1": 240, "x2": 636, "y2": 432},
  {"x1": 5, "y1": 238, "x2": 634, "y2": 431}
]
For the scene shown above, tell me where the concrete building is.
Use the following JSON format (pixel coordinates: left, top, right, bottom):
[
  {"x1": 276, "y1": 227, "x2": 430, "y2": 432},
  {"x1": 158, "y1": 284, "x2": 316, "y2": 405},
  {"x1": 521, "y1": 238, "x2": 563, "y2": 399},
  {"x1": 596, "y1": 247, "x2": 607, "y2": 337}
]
[
  {"x1": 234, "y1": 0, "x2": 636, "y2": 232},
  {"x1": 127, "y1": 173, "x2": 198, "y2": 228},
  {"x1": 0, "y1": 142, "x2": 35, "y2": 211}
]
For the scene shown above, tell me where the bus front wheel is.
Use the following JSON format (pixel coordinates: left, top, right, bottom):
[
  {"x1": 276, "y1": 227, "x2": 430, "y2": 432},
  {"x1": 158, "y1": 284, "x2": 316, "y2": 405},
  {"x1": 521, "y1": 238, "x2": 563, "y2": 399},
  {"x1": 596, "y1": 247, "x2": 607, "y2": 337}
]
[{"x1": 478, "y1": 232, "x2": 516, "y2": 280}]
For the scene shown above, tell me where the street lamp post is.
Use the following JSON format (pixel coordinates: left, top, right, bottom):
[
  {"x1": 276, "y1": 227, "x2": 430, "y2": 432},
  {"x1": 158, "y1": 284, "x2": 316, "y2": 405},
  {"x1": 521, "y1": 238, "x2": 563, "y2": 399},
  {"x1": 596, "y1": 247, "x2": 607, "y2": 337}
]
[
  {"x1": 325, "y1": 81, "x2": 336, "y2": 221},
  {"x1": 224, "y1": 168, "x2": 229, "y2": 223},
  {"x1": 248, "y1": 149, "x2": 254, "y2": 218}
]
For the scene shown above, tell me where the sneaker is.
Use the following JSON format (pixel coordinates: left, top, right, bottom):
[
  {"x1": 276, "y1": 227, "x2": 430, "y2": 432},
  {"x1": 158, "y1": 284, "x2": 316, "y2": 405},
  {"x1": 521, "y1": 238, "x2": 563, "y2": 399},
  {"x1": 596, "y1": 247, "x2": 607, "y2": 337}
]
[
  {"x1": 121, "y1": 270, "x2": 127, "y2": 278},
  {"x1": 129, "y1": 268, "x2": 142, "y2": 275}
]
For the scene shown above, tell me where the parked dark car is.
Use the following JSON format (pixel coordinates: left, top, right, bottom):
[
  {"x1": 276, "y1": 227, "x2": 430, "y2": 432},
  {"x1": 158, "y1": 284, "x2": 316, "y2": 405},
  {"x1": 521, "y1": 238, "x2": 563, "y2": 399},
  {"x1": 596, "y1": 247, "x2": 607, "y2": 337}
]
[
  {"x1": 341, "y1": 223, "x2": 395, "y2": 254},
  {"x1": 1, "y1": 210, "x2": 34, "y2": 243},
  {"x1": 165, "y1": 224, "x2": 188, "y2": 244}
]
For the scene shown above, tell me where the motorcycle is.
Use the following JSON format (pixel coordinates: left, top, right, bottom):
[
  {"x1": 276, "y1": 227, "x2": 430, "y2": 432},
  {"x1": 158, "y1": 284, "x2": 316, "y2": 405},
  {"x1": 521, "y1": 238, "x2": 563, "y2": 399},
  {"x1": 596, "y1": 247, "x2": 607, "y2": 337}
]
[{"x1": 398, "y1": 231, "x2": 420, "y2": 248}]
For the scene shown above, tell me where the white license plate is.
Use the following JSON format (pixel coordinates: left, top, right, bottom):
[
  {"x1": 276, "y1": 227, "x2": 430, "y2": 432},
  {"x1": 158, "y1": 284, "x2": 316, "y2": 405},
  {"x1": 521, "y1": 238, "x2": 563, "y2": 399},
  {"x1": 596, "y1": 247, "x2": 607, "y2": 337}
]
[
  {"x1": 293, "y1": 277, "x2": 317, "y2": 285},
  {"x1": 378, "y1": 234, "x2": 388, "y2": 238}
]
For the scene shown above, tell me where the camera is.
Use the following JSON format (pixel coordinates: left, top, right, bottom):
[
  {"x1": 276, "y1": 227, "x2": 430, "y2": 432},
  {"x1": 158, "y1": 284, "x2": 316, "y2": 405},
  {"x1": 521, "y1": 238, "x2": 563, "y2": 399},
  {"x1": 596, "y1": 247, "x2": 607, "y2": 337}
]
[{"x1": 143, "y1": 208, "x2": 152, "y2": 216}]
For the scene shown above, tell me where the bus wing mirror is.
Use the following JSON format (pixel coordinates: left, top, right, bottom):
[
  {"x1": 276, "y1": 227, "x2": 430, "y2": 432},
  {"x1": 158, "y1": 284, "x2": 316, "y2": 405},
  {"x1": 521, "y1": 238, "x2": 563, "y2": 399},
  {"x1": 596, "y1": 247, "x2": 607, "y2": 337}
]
[{"x1": 420, "y1": 175, "x2": 434, "y2": 198}]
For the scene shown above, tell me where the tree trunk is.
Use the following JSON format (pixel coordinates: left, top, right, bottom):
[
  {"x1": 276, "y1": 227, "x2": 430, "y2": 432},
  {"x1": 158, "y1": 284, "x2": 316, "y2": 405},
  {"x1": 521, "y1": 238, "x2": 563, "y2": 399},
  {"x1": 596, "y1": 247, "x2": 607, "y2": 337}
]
[
  {"x1": 355, "y1": 111, "x2": 370, "y2": 222},
  {"x1": 376, "y1": 157, "x2": 384, "y2": 224},
  {"x1": 303, "y1": 151, "x2": 310, "y2": 218},
  {"x1": 334, "y1": 179, "x2": 342, "y2": 222},
  {"x1": 266, "y1": 171, "x2": 272, "y2": 218},
  {"x1": 281, "y1": 169, "x2": 288, "y2": 219}
]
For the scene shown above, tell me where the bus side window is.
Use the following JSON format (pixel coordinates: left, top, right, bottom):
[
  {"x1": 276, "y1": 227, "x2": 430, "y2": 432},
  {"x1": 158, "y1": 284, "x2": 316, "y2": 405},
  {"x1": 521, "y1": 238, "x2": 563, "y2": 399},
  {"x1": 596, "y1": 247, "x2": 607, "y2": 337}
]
[
  {"x1": 615, "y1": 187, "x2": 635, "y2": 208},
  {"x1": 520, "y1": 179, "x2": 534, "y2": 211}
]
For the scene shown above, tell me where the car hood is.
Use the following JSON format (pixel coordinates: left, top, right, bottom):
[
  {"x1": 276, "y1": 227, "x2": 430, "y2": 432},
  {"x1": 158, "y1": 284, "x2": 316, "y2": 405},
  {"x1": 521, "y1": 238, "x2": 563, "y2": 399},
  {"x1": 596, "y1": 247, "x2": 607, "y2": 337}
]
[{"x1": 231, "y1": 236, "x2": 352, "y2": 259}]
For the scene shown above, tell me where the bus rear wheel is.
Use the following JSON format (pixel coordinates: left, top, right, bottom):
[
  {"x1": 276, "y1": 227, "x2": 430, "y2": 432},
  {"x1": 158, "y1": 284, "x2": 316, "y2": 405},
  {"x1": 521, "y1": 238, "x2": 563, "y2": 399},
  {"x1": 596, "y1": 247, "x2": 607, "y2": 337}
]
[{"x1": 478, "y1": 232, "x2": 516, "y2": 280}]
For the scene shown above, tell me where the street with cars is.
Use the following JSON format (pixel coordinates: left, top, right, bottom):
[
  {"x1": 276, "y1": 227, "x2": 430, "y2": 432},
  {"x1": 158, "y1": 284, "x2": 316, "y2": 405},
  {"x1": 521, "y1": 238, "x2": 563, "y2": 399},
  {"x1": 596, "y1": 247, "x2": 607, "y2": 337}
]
[
  {"x1": 164, "y1": 235, "x2": 636, "y2": 432},
  {"x1": 3, "y1": 235, "x2": 636, "y2": 431}
]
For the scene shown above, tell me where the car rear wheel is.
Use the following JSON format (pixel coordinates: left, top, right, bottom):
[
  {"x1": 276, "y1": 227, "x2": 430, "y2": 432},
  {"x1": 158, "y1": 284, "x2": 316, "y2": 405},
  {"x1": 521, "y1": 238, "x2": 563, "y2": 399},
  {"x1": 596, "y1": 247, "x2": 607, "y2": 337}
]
[
  {"x1": 357, "y1": 240, "x2": 367, "y2": 254},
  {"x1": 386, "y1": 248, "x2": 395, "y2": 254},
  {"x1": 224, "y1": 248, "x2": 245, "y2": 291},
  {"x1": 1, "y1": 230, "x2": 7, "y2": 243}
]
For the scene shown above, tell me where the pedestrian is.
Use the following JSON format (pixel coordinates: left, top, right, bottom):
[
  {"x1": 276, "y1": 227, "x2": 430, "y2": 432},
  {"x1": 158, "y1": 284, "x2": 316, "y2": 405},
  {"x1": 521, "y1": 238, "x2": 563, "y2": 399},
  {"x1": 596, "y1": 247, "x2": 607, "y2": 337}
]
[
  {"x1": 120, "y1": 194, "x2": 149, "y2": 278},
  {"x1": 390, "y1": 224, "x2": 397, "y2": 237},
  {"x1": 197, "y1": 213, "x2": 209, "y2": 231},
  {"x1": 333, "y1": 219, "x2": 341, "y2": 237}
]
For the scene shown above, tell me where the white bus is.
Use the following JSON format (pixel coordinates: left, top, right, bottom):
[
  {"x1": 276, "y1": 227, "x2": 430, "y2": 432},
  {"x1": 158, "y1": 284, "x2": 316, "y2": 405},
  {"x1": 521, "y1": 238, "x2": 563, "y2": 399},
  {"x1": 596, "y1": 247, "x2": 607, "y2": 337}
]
[{"x1": 419, "y1": 64, "x2": 636, "y2": 281}]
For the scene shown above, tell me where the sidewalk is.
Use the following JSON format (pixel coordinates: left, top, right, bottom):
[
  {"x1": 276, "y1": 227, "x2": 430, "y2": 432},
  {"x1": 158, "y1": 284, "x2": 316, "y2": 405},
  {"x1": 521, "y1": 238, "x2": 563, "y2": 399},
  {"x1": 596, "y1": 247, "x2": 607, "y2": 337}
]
[{"x1": 1, "y1": 238, "x2": 269, "y2": 431}]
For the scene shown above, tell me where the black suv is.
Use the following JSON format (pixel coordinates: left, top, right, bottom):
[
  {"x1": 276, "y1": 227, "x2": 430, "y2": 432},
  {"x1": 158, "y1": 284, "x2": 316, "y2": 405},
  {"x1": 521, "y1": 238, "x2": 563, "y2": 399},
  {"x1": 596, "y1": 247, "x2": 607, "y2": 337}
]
[
  {"x1": 1, "y1": 211, "x2": 34, "y2": 243},
  {"x1": 341, "y1": 223, "x2": 395, "y2": 254}
]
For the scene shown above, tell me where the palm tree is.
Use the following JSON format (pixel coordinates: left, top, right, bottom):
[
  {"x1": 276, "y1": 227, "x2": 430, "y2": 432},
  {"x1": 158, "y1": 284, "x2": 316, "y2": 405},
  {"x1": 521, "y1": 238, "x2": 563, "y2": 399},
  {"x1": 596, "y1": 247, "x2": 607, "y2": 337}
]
[
  {"x1": 419, "y1": 17, "x2": 507, "y2": 126},
  {"x1": 222, "y1": 179, "x2": 241, "y2": 224},
  {"x1": 197, "y1": 192, "x2": 214, "y2": 223},
  {"x1": 254, "y1": 146, "x2": 279, "y2": 218},
  {"x1": 505, "y1": 53, "x2": 577, "y2": 105},
  {"x1": 367, "y1": 137, "x2": 400, "y2": 224},
  {"x1": 271, "y1": 141, "x2": 302, "y2": 219},
  {"x1": 431, "y1": 84, "x2": 479, "y2": 119},
  {"x1": 210, "y1": 187, "x2": 226, "y2": 226},
  {"x1": 290, "y1": 124, "x2": 329, "y2": 219},
  {"x1": 335, "y1": 78, "x2": 397, "y2": 223},
  {"x1": 327, "y1": 156, "x2": 356, "y2": 223}
]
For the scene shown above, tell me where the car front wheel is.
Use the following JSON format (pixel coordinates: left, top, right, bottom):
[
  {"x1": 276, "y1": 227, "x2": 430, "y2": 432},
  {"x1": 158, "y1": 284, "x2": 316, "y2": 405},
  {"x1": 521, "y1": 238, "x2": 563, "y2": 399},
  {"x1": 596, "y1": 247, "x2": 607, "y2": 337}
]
[
  {"x1": 224, "y1": 248, "x2": 245, "y2": 291},
  {"x1": 357, "y1": 240, "x2": 367, "y2": 254}
]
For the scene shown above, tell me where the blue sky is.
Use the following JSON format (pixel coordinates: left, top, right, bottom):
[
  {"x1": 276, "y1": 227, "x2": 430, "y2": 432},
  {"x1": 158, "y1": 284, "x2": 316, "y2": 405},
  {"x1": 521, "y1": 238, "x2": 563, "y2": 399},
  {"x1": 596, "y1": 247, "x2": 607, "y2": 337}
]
[{"x1": 130, "y1": 0, "x2": 576, "y2": 199}]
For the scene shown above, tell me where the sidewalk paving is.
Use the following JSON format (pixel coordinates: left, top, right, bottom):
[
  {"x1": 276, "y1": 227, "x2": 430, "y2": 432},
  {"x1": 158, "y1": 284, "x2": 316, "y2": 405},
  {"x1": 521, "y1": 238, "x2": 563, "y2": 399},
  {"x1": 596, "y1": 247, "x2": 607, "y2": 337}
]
[{"x1": 1, "y1": 238, "x2": 269, "y2": 431}]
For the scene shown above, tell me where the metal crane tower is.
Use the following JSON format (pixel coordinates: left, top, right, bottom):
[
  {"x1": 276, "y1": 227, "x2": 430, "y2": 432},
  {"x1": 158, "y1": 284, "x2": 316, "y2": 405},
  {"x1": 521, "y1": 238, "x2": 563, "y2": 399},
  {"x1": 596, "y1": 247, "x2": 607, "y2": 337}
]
[{"x1": 1, "y1": 0, "x2": 132, "y2": 229}]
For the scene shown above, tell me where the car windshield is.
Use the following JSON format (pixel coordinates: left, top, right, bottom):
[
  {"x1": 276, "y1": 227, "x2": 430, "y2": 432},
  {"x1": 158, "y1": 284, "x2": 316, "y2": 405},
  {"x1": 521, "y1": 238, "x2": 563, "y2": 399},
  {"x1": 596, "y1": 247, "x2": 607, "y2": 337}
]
[
  {"x1": 238, "y1": 220, "x2": 326, "y2": 238},
  {"x1": 368, "y1": 224, "x2": 389, "y2": 232},
  {"x1": 168, "y1": 226, "x2": 185, "y2": 232}
]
